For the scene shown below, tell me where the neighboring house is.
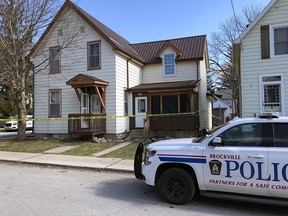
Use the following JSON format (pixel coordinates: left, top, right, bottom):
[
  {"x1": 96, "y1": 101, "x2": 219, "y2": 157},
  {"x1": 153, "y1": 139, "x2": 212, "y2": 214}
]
[
  {"x1": 30, "y1": 0, "x2": 212, "y2": 139},
  {"x1": 212, "y1": 89, "x2": 234, "y2": 126},
  {"x1": 234, "y1": 0, "x2": 288, "y2": 117}
]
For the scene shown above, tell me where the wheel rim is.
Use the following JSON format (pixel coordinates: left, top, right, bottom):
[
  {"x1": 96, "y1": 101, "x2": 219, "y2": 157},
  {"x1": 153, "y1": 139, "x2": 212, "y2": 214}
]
[{"x1": 166, "y1": 177, "x2": 185, "y2": 199}]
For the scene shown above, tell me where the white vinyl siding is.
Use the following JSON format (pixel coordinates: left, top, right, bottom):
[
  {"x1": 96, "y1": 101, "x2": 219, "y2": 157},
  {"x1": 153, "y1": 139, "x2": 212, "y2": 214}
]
[
  {"x1": 143, "y1": 61, "x2": 198, "y2": 84},
  {"x1": 240, "y1": 0, "x2": 288, "y2": 117},
  {"x1": 33, "y1": 9, "x2": 116, "y2": 135},
  {"x1": 198, "y1": 57, "x2": 210, "y2": 129}
]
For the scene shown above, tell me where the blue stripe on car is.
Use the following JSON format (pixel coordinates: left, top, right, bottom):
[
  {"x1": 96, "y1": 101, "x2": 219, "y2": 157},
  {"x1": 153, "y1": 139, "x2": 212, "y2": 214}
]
[{"x1": 159, "y1": 157, "x2": 206, "y2": 164}]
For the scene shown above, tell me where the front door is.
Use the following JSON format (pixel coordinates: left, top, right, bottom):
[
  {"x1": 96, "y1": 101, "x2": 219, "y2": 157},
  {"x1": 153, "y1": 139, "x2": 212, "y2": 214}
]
[
  {"x1": 81, "y1": 93, "x2": 89, "y2": 128},
  {"x1": 135, "y1": 97, "x2": 147, "y2": 128}
]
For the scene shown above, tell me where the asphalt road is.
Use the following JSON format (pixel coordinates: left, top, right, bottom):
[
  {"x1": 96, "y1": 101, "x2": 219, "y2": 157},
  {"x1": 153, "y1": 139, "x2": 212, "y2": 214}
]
[
  {"x1": 0, "y1": 163, "x2": 287, "y2": 216},
  {"x1": 0, "y1": 130, "x2": 32, "y2": 139}
]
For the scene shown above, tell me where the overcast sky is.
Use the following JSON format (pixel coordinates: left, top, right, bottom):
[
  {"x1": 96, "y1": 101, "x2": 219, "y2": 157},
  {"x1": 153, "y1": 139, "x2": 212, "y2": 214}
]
[{"x1": 74, "y1": 0, "x2": 271, "y2": 43}]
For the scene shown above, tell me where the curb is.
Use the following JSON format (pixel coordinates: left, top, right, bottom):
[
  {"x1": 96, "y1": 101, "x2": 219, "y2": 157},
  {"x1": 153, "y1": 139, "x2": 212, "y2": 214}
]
[{"x1": 0, "y1": 159, "x2": 134, "y2": 174}]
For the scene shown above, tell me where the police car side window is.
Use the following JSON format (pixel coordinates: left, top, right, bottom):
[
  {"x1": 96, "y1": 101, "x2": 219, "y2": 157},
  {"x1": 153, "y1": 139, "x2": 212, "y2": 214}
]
[
  {"x1": 273, "y1": 123, "x2": 288, "y2": 147},
  {"x1": 219, "y1": 123, "x2": 264, "y2": 147}
]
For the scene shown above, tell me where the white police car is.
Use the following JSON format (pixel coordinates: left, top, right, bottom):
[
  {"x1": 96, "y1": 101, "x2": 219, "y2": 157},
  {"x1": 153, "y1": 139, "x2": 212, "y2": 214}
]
[{"x1": 134, "y1": 113, "x2": 288, "y2": 205}]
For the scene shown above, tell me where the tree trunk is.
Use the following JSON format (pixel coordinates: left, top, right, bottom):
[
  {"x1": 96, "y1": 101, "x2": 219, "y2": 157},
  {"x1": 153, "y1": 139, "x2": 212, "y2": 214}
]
[{"x1": 16, "y1": 83, "x2": 27, "y2": 141}]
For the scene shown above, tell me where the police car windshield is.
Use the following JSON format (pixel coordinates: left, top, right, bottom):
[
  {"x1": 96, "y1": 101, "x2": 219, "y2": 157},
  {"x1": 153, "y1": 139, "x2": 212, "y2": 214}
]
[{"x1": 194, "y1": 123, "x2": 228, "y2": 143}]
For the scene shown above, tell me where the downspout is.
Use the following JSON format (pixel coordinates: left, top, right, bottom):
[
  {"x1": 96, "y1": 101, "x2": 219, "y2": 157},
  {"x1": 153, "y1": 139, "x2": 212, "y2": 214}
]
[
  {"x1": 126, "y1": 57, "x2": 132, "y2": 89},
  {"x1": 32, "y1": 62, "x2": 35, "y2": 135}
]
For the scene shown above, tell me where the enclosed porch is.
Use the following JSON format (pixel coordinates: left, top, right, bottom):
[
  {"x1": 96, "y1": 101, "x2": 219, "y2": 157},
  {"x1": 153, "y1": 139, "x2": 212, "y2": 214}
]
[{"x1": 129, "y1": 80, "x2": 200, "y2": 138}]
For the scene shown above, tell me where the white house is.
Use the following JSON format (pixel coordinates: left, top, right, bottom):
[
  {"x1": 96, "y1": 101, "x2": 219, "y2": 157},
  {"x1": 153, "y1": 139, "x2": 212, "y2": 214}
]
[
  {"x1": 234, "y1": 0, "x2": 288, "y2": 117},
  {"x1": 212, "y1": 89, "x2": 234, "y2": 125},
  {"x1": 30, "y1": 0, "x2": 212, "y2": 139}
]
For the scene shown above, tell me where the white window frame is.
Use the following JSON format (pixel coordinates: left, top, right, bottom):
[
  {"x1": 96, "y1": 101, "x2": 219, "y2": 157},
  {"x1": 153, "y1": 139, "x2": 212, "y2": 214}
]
[
  {"x1": 49, "y1": 89, "x2": 61, "y2": 117},
  {"x1": 259, "y1": 74, "x2": 285, "y2": 115},
  {"x1": 270, "y1": 23, "x2": 288, "y2": 58},
  {"x1": 162, "y1": 53, "x2": 176, "y2": 76},
  {"x1": 87, "y1": 41, "x2": 101, "y2": 70},
  {"x1": 49, "y1": 47, "x2": 61, "y2": 74}
]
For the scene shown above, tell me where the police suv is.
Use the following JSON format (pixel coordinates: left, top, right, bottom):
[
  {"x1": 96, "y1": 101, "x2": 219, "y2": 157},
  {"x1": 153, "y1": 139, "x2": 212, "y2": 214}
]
[{"x1": 134, "y1": 113, "x2": 288, "y2": 205}]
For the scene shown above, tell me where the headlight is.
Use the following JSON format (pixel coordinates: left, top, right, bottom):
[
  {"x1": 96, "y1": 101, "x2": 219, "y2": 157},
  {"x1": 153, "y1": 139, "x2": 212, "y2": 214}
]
[{"x1": 144, "y1": 149, "x2": 156, "y2": 165}]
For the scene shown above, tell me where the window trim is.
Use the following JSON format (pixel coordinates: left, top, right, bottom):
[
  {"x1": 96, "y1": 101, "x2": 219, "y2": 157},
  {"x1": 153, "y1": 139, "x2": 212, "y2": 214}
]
[
  {"x1": 48, "y1": 89, "x2": 62, "y2": 117},
  {"x1": 270, "y1": 23, "x2": 288, "y2": 58},
  {"x1": 49, "y1": 46, "x2": 61, "y2": 74},
  {"x1": 87, "y1": 41, "x2": 101, "y2": 70},
  {"x1": 162, "y1": 53, "x2": 176, "y2": 76},
  {"x1": 259, "y1": 74, "x2": 285, "y2": 115}
]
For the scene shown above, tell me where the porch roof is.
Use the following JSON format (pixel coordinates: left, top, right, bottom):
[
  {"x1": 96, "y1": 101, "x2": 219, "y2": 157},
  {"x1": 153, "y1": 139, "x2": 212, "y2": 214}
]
[
  {"x1": 128, "y1": 80, "x2": 200, "y2": 92},
  {"x1": 66, "y1": 74, "x2": 109, "y2": 87}
]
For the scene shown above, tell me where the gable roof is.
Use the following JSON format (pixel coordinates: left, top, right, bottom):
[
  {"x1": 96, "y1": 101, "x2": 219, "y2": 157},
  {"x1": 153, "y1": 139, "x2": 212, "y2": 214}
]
[
  {"x1": 235, "y1": 0, "x2": 277, "y2": 44},
  {"x1": 29, "y1": 0, "x2": 143, "y2": 62},
  {"x1": 30, "y1": 0, "x2": 208, "y2": 65},
  {"x1": 130, "y1": 35, "x2": 207, "y2": 63},
  {"x1": 66, "y1": 74, "x2": 108, "y2": 87}
]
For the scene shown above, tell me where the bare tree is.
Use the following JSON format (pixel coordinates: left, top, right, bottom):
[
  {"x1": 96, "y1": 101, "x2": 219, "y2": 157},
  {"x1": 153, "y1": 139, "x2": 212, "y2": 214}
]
[
  {"x1": 208, "y1": 4, "x2": 263, "y2": 116},
  {"x1": 0, "y1": 0, "x2": 82, "y2": 140}
]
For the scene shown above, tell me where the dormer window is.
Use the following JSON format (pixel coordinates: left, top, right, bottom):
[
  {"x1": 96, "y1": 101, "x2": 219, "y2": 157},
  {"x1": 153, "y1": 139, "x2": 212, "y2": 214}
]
[{"x1": 163, "y1": 53, "x2": 176, "y2": 76}]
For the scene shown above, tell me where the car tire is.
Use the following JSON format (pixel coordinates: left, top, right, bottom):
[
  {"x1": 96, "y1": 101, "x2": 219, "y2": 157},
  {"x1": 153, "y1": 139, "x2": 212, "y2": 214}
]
[{"x1": 159, "y1": 168, "x2": 195, "y2": 205}]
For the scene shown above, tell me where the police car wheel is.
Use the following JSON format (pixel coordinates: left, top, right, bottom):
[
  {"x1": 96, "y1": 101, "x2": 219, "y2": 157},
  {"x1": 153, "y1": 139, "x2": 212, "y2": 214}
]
[{"x1": 159, "y1": 168, "x2": 195, "y2": 205}]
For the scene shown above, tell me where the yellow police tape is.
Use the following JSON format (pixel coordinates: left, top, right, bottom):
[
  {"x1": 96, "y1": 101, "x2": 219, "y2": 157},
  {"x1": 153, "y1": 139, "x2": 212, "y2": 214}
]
[{"x1": 0, "y1": 111, "x2": 220, "y2": 122}]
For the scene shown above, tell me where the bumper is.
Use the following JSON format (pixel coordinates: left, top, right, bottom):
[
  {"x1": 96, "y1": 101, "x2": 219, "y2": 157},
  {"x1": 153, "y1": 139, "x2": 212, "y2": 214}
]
[{"x1": 134, "y1": 143, "x2": 144, "y2": 180}]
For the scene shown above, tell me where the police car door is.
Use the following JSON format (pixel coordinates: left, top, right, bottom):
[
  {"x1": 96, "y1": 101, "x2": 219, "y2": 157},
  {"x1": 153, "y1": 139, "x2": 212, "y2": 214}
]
[
  {"x1": 203, "y1": 123, "x2": 270, "y2": 197},
  {"x1": 269, "y1": 123, "x2": 288, "y2": 198}
]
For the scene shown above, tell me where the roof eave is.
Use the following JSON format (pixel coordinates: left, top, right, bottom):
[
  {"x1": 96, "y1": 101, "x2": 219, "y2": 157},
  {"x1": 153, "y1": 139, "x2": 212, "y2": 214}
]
[{"x1": 235, "y1": 0, "x2": 277, "y2": 44}]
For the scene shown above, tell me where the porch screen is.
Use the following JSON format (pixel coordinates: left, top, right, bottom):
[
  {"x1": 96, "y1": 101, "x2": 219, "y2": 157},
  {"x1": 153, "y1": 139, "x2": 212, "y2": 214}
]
[
  {"x1": 151, "y1": 96, "x2": 160, "y2": 114},
  {"x1": 163, "y1": 95, "x2": 177, "y2": 113},
  {"x1": 180, "y1": 94, "x2": 191, "y2": 113}
]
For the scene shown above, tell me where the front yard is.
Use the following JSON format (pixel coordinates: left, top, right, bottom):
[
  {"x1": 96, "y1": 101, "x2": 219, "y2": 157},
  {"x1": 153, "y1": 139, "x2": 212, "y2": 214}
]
[{"x1": 0, "y1": 139, "x2": 139, "y2": 159}]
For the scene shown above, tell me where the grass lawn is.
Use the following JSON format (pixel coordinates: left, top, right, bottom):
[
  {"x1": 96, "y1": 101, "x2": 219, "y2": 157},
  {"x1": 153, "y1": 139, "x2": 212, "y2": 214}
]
[
  {"x1": 0, "y1": 139, "x2": 71, "y2": 153},
  {"x1": 0, "y1": 139, "x2": 122, "y2": 156},
  {"x1": 101, "y1": 142, "x2": 140, "y2": 160},
  {"x1": 61, "y1": 142, "x2": 121, "y2": 156}
]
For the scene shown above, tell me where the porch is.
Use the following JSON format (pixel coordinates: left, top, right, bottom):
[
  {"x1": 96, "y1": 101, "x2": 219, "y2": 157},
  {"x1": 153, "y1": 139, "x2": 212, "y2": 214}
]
[{"x1": 68, "y1": 113, "x2": 106, "y2": 138}]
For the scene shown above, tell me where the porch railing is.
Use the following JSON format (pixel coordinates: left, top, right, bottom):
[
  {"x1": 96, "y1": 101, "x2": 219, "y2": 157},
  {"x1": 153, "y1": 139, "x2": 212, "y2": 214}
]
[
  {"x1": 68, "y1": 113, "x2": 106, "y2": 136},
  {"x1": 148, "y1": 114, "x2": 199, "y2": 130}
]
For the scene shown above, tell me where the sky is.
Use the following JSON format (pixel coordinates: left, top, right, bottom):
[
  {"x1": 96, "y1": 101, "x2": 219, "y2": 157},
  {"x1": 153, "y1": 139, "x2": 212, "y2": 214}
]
[{"x1": 73, "y1": 0, "x2": 271, "y2": 43}]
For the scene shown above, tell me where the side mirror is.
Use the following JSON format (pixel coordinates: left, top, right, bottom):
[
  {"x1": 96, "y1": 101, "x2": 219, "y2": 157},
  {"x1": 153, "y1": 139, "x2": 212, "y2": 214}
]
[
  {"x1": 201, "y1": 128, "x2": 209, "y2": 136},
  {"x1": 211, "y1": 137, "x2": 222, "y2": 147}
]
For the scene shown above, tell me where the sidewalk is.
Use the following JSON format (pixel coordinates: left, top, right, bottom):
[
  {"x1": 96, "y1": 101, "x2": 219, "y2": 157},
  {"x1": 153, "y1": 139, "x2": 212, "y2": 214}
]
[{"x1": 0, "y1": 142, "x2": 135, "y2": 173}]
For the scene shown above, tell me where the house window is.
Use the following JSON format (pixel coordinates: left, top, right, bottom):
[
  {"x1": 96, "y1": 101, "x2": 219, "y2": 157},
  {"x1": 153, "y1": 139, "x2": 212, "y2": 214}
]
[
  {"x1": 88, "y1": 41, "x2": 101, "y2": 69},
  {"x1": 91, "y1": 95, "x2": 101, "y2": 113},
  {"x1": 49, "y1": 47, "x2": 61, "y2": 74},
  {"x1": 270, "y1": 24, "x2": 288, "y2": 57},
  {"x1": 260, "y1": 75, "x2": 284, "y2": 114},
  {"x1": 49, "y1": 90, "x2": 61, "y2": 117},
  {"x1": 163, "y1": 53, "x2": 176, "y2": 76}
]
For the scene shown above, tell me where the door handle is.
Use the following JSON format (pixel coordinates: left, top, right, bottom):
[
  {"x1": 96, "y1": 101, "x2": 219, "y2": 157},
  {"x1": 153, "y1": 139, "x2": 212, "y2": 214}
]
[{"x1": 248, "y1": 154, "x2": 264, "y2": 159}]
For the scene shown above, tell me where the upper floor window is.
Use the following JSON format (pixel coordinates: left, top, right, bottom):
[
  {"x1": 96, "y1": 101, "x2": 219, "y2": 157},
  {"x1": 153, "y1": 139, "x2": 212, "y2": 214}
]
[
  {"x1": 49, "y1": 47, "x2": 61, "y2": 74},
  {"x1": 270, "y1": 24, "x2": 288, "y2": 57},
  {"x1": 163, "y1": 53, "x2": 176, "y2": 76},
  {"x1": 88, "y1": 41, "x2": 101, "y2": 70},
  {"x1": 49, "y1": 89, "x2": 61, "y2": 117}
]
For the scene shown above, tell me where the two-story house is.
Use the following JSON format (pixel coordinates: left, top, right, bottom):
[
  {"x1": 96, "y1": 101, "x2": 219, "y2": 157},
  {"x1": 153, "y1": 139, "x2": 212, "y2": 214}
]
[
  {"x1": 30, "y1": 0, "x2": 212, "y2": 139},
  {"x1": 234, "y1": 0, "x2": 288, "y2": 117}
]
